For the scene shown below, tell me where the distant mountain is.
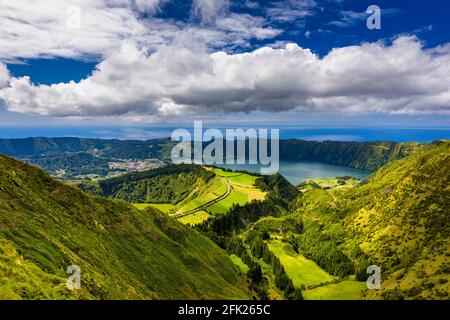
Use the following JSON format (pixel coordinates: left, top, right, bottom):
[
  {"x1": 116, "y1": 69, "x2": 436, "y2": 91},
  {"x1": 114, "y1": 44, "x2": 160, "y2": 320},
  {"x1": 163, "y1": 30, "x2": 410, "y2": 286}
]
[
  {"x1": 0, "y1": 137, "x2": 421, "y2": 179},
  {"x1": 0, "y1": 137, "x2": 174, "y2": 159},
  {"x1": 0, "y1": 154, "x2": 250, "y2": 299},
  {"x1": 280, "y1": 140, "x2": 420, "y2": 170}
]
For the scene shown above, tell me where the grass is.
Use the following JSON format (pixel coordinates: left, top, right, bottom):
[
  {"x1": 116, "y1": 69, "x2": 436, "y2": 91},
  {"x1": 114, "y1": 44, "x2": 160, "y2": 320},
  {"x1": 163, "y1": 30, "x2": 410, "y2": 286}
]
[
  {"x1": 303, "y1": 281, "x2": 366, "y2": 300},
  {"x1": 204, "y1": 168, "x2": 266, "y2": 214},
  {"x1": 178, "y1": 193, "x2": 219, "y2": 212},
  {"x1": 232, "y1": 185, "x2": 266, "y2": 201},
  {"x1": 299, "y1": 177, "x2": 361, "y2": 192},
  {"x1": 212, "y1": 168, "x2": 257, "y2": 186},
  {"x1": 178, "y1": 211, "x2": 212, "y2": 225},
  {"x1": 133, "y1": 203, "x2": 175, "y2": 213},
  {"x1": 176, "y1": 177, "x2": 227, "y2": 213},
  {"x1": 229, "y1": 254, "x2": 249, "y2": 273},
  {"x1": 267, "y1": 239, "x2": 334, "y2": 287},
  {"x1": 206, "y1": 188, "x2": 249, "y2": 214},
  {"x1": 0, "y1": 154, "x2": 250, "y2": 300},
  {"x1": 211, "y1": 168, "x2": 242, "y2": 177}
]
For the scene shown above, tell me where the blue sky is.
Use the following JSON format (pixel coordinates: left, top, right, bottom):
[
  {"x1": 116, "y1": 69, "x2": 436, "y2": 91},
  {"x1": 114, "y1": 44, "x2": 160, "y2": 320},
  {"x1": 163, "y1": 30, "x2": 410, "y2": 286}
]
[{"x1": 0, "y1": 0, "x2": 449, "y2": 140}]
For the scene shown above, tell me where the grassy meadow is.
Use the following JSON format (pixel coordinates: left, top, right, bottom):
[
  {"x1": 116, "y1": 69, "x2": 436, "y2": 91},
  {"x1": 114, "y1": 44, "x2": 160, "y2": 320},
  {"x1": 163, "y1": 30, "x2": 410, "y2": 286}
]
[
  {"x1": 303, "y1": 281, "x2": 366, "y2": 300},
  {"x1": 267, "y1": 240, "x2": 335, "y2": 287}
]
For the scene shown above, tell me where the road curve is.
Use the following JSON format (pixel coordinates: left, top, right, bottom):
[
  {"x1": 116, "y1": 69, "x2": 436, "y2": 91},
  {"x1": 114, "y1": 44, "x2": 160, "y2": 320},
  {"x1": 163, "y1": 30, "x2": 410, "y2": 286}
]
[{"x1": 170, "y1": 178, "x2": 231, "y2": 218}]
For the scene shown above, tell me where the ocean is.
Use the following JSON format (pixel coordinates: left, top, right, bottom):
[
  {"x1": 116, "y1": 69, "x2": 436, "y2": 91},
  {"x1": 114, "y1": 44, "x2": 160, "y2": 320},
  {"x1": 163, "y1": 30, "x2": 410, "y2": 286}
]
[{"x1": 0, "y1": 126, "x2": 449, "y2": 143}]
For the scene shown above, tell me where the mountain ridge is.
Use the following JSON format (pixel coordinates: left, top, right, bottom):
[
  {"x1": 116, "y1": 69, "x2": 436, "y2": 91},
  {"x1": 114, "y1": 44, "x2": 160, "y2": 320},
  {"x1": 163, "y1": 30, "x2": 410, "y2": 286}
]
[{"x1": 0, "y1": 153, "x2": 251, "y2": 300}]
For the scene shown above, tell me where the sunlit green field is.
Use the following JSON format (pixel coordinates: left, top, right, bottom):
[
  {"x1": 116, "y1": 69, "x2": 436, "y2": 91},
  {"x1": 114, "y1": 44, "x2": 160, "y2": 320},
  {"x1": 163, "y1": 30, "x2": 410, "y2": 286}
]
[
  {"x1": 206, "y1": 188, "x2": 249, "y2": 214},
  {"x1": 204, "y1": 168, "x2": 265, "y2": 214},
  {"x1": 178, "y1": 210, "x2": 211, "y2": 225},
  {"x1": 229, "y1": 254, "x2": 249, "y2": 273},
  {"x1": 303, "y1": 280, "x2": 366, "y2": 300},
  {"x1": 267, "y1": 240, "x2": 334, "y2": 287},
  {"x1": 300, "y1": 177, "x2": 361, "y2": 191},
  {"x1": 133, "y1": 203, "x2": 175, "y2": 213},
  {"x1": 212, "y1": 168, "x2": 257, "y2": 185},
  {"x1": 178, "y1": 193, "x2": 218, "y2": 212},
  {"x1": 176, "y1": 177, "x2": 228, "y2": 213},
  {"x1": 267, "y1": 239, "x2": 366, "y2": 300}
]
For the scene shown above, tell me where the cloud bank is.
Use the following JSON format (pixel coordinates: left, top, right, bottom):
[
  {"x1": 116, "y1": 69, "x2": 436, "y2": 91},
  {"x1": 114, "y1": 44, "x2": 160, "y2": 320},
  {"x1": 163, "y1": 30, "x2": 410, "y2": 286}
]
[
  {"x1": 0, "y1": 0, "x2": 280, "y2": 61},
  {"x1": 1, "y1": 36, "x2": 449, "y2": 118},
  {"x1": 0, "y1": 63, "x2": 9, "y2": 88}
]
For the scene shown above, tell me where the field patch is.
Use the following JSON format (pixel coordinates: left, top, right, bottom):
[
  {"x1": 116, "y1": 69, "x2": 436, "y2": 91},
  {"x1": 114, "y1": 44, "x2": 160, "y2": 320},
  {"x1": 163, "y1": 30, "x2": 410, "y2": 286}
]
[
  {"x1": 267, "y1": 240, "x2": 334, "y2": 287},
  {"x1": 176, "y1": 177, "x2": 228, "y2": 214},
  {"x1": 303, "y1": 280, "x2": 366, "y2": 300},
  {"x1": 178, "y1": 210, "x2": 211, "y2": 225},
  {"x1": 133, "y1": 203, "x2": 175, "y2": 213},
  {"x1": 204, "y1": 168, "x2": 266, "y2": 214},
  {"x1": 212, "y1": 168, "x2": 258, "y2": 186},
  {"x1": 299, "y1": 177, "x2": 361, "y2": 192},
  {"x1": 229, "y1": 254, "x2": 249, "y2": 273},
  {"x1": 232, "y1": 185, "x2": 266, "y2": 201},
  {"x1": 206, "y1": 188, "x2": 248, "y2": 214}
]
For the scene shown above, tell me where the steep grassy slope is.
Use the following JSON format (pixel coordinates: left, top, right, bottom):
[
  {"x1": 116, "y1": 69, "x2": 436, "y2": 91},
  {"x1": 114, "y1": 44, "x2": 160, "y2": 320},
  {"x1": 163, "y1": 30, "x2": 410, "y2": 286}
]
[
  {"x1": 340, "y1": 140, "x2": 450, "y2": 299},
  {"x1": 0, "y1": 154, "x2": 250, "y2": 300},
  {"x1": 288, "y1": 141, "x2": 449, "y2": 299},
  {"x1": 232, "y1": 141, "x2": 449, "y2": 300}
]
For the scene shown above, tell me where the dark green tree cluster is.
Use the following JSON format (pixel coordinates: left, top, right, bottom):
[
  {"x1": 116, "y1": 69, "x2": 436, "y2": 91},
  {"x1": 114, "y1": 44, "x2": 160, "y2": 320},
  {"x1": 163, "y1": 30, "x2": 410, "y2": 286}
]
[
  {"x1": 225, "y1": 238, "x2": 267, "y2": 299},
  {"x1": 292, "y1": 232, "x2": 355, "y2": 278},
  {"x1": 255, "y1": 174, "x2": 299, "y2": 207},
  {"x1": 79, "y1": 164, "x2": 215, "y2": 204}
]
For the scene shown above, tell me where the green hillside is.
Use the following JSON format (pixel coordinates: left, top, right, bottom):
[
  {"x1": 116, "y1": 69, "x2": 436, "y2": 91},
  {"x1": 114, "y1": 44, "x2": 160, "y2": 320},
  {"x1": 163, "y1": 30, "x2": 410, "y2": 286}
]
[
  {"x1": 0, "y1": 139, "x2": 447, "y2": 301},
  {"x1": 0, "y1": 154, "x2": 250, "y2": 300},
  {"x1": 77, "y1": 164, "x2": 215, "y2": 204},
  {"x1": 341, "y1": 140, "x2": 450, "y2": 299},
  {"x1": 207, "y1": 141, "x2": 449, "y2": 300},
  {"x1": 289, "y1": 141, "x2": 450, "y2": 299},
  {"x1": 0, "y1": 138, "x2": 418, "y2": 178},
  {"x1": 0, "y1": 137, "x2": 174, "y2": 159}
]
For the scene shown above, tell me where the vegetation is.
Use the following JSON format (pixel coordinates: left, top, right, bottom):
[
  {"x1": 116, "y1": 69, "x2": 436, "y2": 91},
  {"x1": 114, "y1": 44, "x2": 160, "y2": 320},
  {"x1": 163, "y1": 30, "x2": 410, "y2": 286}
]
[
  {"x1": 340, "y1": 140, "x2": 450, "y2": 299},
  {"x1": 178, "y1": 211, "x2": 212, "y2": 225},
  {"x1": 298, "y1": 177, "x2": 362, "y2": 191},
  {"x1": 0, "y1": 137, "x2": 175, "y2": 159},
  {"x1": 27, "y1": 153, "x2": 110, "y2": 178},
  {"x1": 280, "y1": 140, "x2": 420, "y2": 170},
  {"x1": 77, "y1": 164, "x2": 214, "y2": 204},
  {"x1": 0, "y1": 154, "x2": 250, "y2": 300},
  {"x1": 303, "y1": 281, "x2": 366, "y2": 300},
  {"x1": 0, "y1": 138, "x2": 420, "y2": 180},
  {"x1": 229, "y1": 254, "x2": 249, "y2": 273},
  {"x1": 1, "y1": 138, "x2": 448, "y2": 300},
  {"x1": 132, "y1": 203, "x2": 175, "y2": 213},
  {"x1": 266, "y1": 239, "x2": 335, "y2": 287}
]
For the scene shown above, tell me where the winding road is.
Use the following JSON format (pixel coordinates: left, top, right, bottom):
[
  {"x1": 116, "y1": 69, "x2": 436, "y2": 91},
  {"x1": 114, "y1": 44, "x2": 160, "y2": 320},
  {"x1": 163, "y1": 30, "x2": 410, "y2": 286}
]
[{"x1": 170, "y1": 178, "x2": 231, "y2": 218}]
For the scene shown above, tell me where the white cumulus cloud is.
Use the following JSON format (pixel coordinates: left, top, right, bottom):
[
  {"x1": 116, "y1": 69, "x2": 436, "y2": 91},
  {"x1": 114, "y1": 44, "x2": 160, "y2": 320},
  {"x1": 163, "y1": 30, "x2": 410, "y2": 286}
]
[
  {"x1": 0, "y1": 0, "x2": 280, "y2": 61},
  {"x1": 0, "y1": 63, "x2": 10, "y2": 88},
  {"x1": 0, "y1": 36, "x2": 449, "y2": 118}
]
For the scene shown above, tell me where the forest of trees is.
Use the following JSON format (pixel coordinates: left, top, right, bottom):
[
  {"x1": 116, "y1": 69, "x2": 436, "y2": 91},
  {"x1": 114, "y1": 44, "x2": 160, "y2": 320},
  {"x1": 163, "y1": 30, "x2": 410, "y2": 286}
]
[{"x1": 78, "y1": 164, "x2": 215, "y2": 203}]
